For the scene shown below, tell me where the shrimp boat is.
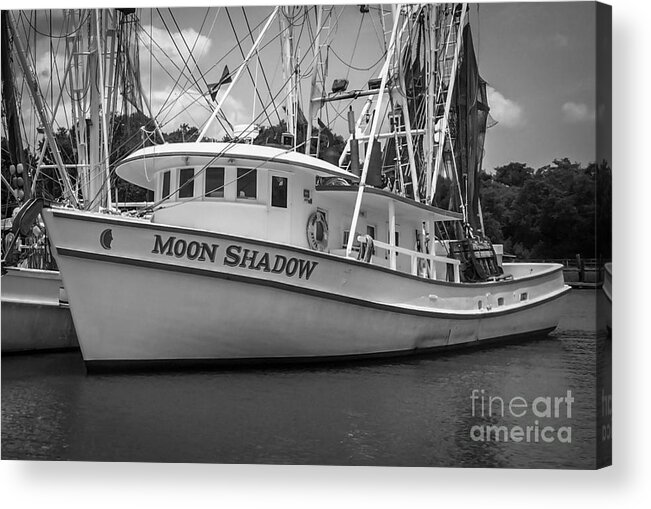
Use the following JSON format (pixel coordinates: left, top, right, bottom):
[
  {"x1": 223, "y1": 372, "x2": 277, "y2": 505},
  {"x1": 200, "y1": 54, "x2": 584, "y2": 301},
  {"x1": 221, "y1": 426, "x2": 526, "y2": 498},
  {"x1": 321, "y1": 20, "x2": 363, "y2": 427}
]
[{"x1": 36, "y1": 3, "x2": 569, "y2": 368}]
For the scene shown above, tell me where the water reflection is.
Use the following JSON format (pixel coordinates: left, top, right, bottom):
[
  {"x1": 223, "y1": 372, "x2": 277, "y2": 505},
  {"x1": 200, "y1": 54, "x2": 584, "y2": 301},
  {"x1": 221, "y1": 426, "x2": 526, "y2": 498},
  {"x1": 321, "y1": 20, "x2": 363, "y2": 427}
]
[{"x1": 2, "y1": 291, "x2": 602, "y2": 468}]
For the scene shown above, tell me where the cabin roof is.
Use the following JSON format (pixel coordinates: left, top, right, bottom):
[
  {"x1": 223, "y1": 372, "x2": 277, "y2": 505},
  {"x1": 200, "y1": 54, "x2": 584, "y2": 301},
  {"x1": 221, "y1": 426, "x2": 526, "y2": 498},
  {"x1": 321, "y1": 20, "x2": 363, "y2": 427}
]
[
  {"x1": 115, "y1": 142, "x2": 359, "y2": 190},
  {"x1": 314, "y1": 185, "x2": 463, "y2": 223}
]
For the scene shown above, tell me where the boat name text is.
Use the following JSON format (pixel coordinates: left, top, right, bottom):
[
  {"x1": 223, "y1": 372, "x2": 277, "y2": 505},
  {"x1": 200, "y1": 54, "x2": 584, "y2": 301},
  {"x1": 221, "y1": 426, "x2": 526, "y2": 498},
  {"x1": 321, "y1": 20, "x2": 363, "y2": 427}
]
[{"x1": 151, "y1": 234, "x2": 319, "y2": 280}]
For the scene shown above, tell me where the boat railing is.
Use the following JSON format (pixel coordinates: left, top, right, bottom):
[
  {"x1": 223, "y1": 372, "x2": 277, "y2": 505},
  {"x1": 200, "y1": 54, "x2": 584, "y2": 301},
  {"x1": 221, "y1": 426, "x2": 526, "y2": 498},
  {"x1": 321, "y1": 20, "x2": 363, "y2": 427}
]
[{"x1": 357, "y1": 236, "x2": 461, "y2": 283}]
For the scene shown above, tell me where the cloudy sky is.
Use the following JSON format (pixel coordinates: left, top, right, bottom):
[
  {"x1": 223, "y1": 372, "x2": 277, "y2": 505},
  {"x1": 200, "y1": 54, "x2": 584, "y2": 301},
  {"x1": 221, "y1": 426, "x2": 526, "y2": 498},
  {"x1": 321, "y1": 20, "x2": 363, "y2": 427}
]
[{"x1": 7, "y1": 2, "x2": 600, "y2": 171}]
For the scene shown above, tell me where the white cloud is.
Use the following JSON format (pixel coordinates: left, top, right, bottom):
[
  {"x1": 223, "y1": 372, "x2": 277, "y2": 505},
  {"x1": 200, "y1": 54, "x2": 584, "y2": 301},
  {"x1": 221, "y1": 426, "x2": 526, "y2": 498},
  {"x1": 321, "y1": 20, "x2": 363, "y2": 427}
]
[
  {"x1": 151, "y1": 85, "x2": 251, "y2": 139},
  {"x1": 139, "y1": 25, "x2": 212, "y2": 64},
  {"x1": 487, "y1": 86, "x2": 524, "y2": 128},
  {"x1": 561, "y1": 102, "x2": 595, "y2": 123}
]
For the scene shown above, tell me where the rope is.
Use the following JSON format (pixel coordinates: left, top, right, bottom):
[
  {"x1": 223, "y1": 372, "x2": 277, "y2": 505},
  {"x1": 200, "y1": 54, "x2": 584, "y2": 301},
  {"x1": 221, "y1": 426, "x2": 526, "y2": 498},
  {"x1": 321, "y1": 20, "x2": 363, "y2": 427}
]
[
  {"x1": 329, "y1": 46, "x2": 388, "y2": 73},
  {"x1": 345, "y1": 12, "x2": 365, "y2": 81},
  {"x1": 23, "y1": 11, "x2": 90, "y2": 38},
  {"x1": 241, "y1": 7, "x2": 282, "y2": 125},
  {"x1": 226, "y1": 8, "x2": 273, "y2": 127}
]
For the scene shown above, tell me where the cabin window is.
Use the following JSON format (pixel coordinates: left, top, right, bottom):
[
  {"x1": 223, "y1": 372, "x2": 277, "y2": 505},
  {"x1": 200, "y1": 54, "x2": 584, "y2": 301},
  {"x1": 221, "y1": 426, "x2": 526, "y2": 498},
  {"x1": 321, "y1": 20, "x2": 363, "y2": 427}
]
[
  {"x1": 205, "y1": 167, "x2": 225, "y2": 198},
  {"x1": 178, "y1": 168, "x2": 194, "y2": 198},
  {"x1": 520, "y1": 292, "x2": 528, "y2": 301},
  {"x1": 366, "y1": 225, "x2": 376, "y2": 239},
  {"x1": 498, "y1": 297, "x2": 505, "y2": 307},
  {"x1": 271, "y1": 176, "x2": 288, "y2": 208},
  {"x1": 162, "y1": 171, "x2": 170, "y2": 198},
  {"x1": 237, "y1": 168, "x2": 257, "y2": 199}
]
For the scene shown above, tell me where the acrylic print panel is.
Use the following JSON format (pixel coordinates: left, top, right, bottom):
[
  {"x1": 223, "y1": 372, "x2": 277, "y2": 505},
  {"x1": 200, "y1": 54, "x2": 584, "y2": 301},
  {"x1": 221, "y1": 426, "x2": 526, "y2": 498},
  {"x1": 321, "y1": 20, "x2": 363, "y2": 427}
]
[{"x1": 1, "y1": 2, "x2": 611, "y2": 469}]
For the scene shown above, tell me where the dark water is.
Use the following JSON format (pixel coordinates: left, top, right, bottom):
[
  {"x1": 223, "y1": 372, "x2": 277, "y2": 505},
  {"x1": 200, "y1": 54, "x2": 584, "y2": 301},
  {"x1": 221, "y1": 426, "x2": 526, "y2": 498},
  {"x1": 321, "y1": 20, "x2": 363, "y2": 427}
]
[{"x1": 2, "y1": 290, "x2": 608, "y2": 468}]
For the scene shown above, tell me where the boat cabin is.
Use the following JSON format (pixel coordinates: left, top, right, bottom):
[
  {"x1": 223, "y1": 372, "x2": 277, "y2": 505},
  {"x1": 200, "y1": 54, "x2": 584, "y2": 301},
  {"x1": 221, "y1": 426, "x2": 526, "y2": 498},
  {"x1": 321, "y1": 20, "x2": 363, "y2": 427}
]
[{"x1": 116, "y1": 142, "x2": 476, "y2": 282}]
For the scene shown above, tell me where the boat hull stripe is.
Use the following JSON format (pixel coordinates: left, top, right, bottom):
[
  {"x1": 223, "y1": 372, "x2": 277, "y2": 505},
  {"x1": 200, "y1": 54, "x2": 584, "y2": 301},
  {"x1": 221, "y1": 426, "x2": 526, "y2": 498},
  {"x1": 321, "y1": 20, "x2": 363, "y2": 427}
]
[{"x1": 56, "y1": 247, "x2": 571, "y2": 320}]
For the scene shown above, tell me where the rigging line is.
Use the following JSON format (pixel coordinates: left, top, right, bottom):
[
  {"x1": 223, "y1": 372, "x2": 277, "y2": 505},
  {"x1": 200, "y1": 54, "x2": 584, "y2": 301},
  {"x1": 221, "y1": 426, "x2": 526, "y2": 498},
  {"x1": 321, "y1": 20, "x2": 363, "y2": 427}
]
[
  {"x1": 170, "y1": 6, "x2": 211, "y2": 94},
  {"x1": 196, "y1": 7, "x2": 221, "y2": 59},
  {"x1": 117, "y1": 8, "x2": 297, "y2": 149},
  {"x1": 329, "y1": 46, "x2": 388, "y2": 73},
  {"x1": 165, "y1": 6, "x2": 230, "y2": 136},
  {"x1": 133, "y1": 32, "x2": 215, "y2": 130},
  {"x1": 137, "y1": 20, "x2": 334, "y2": 211},
  {"x1": 345, "y1": 11, "x2": 365, "y2": 81},
  {"x1": 166, "y1": 12, "x2": 295, "y2": 134},
  {"x1": 159, "y1": 7, "x2": 221, "y2": 120},
  {"x1": 156, "y1": 8, "x2": 210, "y2": 108},
  {"x1": 47, "y1": 16, "x2": 72, "y2": 138},
  {"x1": 134, "y1": 29, "x2": 211, "y2": 110},
  {"x1": 136, "y1": 9, "x2": 265, "y2": 96},
  {"x1": 225, "y1": 8, "x2": 273, "y2": 127},
  {"x1": 166, "y1": 7, "x2": 213, "y2": 108},
  {"x1": 247, "y1": 12, "x2": 333, "y2": 136},
  {"x1": 155, "y1": 8, "x2": 212, "y2": 123},
  {"x1": 149, "y1": 9, "x2": 152, "y2": 122},
  {"x1": 23, "y1": 10, "x2": 91, "y2": 39},
  {"x1": 134, "y1": 20, "x2": 227, "y2": 132},
  {"x1": 241, "y1": 7, "x2": 285, "y2": 125},
  {"x1": 49, "y1": 10, "x2": 53, "y2": 110},
  {"x1": 18, "y1": 12, "x2": 38, "y2": 148},
  {"x1": 368, "y1": 6, "x2": 386, "y2": 51}
]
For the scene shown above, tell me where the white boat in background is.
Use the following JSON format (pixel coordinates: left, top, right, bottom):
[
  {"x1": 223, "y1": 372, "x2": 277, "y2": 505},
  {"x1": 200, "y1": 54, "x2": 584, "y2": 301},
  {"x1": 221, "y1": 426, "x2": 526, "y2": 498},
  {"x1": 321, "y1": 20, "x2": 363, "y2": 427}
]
[
  {"x1": 1, "y1": 267, "x2": 76, "y2": 352},
  {"x1": 34, "y1": 3, "x2": 569, "y2": 368}
]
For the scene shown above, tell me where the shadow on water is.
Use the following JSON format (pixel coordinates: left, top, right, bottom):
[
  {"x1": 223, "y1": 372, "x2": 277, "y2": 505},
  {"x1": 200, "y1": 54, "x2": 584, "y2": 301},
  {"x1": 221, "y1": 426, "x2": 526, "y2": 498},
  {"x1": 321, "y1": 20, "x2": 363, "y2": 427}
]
[{"x1": 2, "y1": 290, "x2": 602, "y2": 468}]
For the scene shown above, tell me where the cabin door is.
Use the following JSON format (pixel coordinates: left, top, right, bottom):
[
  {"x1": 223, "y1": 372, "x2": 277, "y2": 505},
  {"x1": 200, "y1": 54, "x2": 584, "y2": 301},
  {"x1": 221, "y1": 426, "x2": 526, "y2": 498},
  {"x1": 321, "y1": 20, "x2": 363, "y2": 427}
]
[{"x1": 267, "y1": 171, "x2": 291, "y2": 243}]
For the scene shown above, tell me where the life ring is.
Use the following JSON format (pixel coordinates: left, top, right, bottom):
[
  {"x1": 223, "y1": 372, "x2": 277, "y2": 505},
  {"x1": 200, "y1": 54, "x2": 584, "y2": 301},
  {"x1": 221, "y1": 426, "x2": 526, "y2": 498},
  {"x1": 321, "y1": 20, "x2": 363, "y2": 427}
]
[
  {"x1": 357, "y1": 234, "x2": 374, "y2": 262},
  {"x1": 306, "y1": 211, "x2": 328, "y2": 251}
]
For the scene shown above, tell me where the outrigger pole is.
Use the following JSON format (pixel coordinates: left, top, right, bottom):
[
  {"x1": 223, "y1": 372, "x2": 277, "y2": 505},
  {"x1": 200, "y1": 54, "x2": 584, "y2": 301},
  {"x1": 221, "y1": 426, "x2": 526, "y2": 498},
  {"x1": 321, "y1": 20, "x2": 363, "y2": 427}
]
[
  {"x1": 196, "y1": 6, "x2": 280, "y2": 142},
  {"x1": 345, "y1": 6, "x2": 403, "y2": 258},
  {"x1": 6, "y1": 12, "x2": 79, "y2": 207}
]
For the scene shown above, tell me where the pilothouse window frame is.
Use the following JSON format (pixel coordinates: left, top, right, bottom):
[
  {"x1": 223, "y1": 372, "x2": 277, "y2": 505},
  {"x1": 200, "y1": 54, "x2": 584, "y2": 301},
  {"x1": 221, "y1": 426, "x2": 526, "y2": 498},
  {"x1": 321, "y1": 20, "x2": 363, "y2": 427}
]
[
  {"x1": 271, "y1": 174, "x2": 288, "y2": 208},
  {"x1": 161, "y1": 170, "x2": 171, "y2": 200},
  {"x1": 178, "y1": 167, "x2": 195, "y2": 199},
  {"x1": 204, "y1": 167, "x2": 226, "y2": 199},
  {"x1": 237, "y1": 168, "x2": 257, "y2": 200}
]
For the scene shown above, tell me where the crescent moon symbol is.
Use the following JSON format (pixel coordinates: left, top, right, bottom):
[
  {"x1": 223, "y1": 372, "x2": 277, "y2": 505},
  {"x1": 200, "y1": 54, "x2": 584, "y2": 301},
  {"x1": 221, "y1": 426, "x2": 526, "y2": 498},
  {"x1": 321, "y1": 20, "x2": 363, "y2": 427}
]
[{"x1": 99, "y1": 228, "x2": 113, "y2": 250}]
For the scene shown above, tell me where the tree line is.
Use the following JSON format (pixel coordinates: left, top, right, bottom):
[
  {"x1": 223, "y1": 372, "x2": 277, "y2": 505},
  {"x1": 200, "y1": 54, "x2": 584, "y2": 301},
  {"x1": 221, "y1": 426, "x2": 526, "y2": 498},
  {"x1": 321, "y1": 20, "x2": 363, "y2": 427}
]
[
  {"x1": 479, "y1": 159, "x2": 611, "y2": 260},
  {"x1": 1, "y1": 116, "x2": 610, "y2": 260}
]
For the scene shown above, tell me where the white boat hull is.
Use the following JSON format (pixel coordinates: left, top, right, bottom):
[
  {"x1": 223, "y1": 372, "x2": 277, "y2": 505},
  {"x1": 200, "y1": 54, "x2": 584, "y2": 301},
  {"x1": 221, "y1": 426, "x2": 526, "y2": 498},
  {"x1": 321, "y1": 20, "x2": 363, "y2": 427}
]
[
  {"x1": 1, "y1": 267, "x2": 78, "y2": 353},
  {"x1": 42, "y1": 208, "x2": 570, "y2": 368}
]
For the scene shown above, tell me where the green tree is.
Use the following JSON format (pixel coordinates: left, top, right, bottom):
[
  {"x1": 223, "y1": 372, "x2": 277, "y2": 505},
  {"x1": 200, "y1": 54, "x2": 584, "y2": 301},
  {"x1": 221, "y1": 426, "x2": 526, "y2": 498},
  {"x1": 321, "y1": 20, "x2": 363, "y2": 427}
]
[{"x1": 494, "y1": 161, "x2": 533, "y2": 187}]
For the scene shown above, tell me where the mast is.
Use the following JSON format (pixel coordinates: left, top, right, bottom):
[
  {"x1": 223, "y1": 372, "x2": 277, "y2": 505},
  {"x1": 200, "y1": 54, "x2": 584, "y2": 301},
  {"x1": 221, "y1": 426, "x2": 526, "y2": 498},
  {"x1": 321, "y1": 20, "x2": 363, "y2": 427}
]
[
  {"x1": 424, "y1": 5, "x2": 436, "y2": 202},
  {"x1": 345, "y1": 7, "x2": 403, "y2": 257},
  {"x1": 86, "y1": 9, "x2": 113, "y2": 211},
  {"x1": 279, "y1": 7, "x2": 296, "y2": 145},
  {"x1": 1, "y1": 11, "x2": 30, "y2": 201},
  {"x1": 305, "y1": 5, "x2": 323, "y2": 156},
  {"x1": 5, "y1": 11, "x2": 78, "y2": 207},
  {"x1": 429, "y1": 3, "x2": 467, "y2": 209}
]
